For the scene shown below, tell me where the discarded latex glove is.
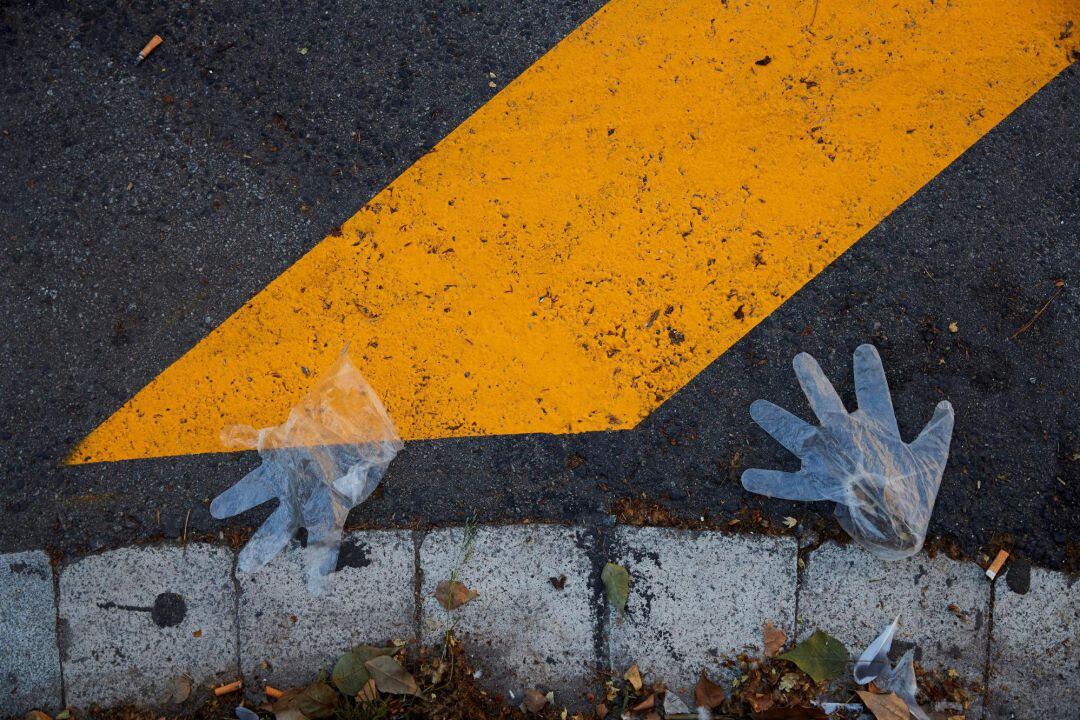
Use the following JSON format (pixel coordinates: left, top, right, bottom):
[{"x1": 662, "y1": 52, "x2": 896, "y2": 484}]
[
  {"x1": 854, "y1": 618, "x2": 929, "y2": 720},
  {"x1": 877, "y1": 650, "x2": 929, "y2": 720},
  {"x1": 742, "y1": 344, "x2": 954, "y2": 559},
  {"x1": 211, "y1": 352, "x2": 403, "y2": 593},
  {"x1": 853, "y1": 616, "x2": 900, "y2": 685}
]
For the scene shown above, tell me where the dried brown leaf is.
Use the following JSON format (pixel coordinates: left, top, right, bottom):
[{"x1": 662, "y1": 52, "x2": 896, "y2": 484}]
[
  {"x1": 356, "y1": 678, "x2": 378, "y2": 702},
  {"x1": 160, "y1": 674, "x2": 192, "y2": 704},
  {"x1": 764, "y1": 620, "x2": 787, "y2": 657},
  {"x1": 25, "y1": 712, "x2": 51, "y2": 720},
  {"x1": 435, "y1": 579, "x2": 478, "y2": 611},
  {"x1": 754, "y1": 706, "x2": 827, "y2": 719},
  {"x1": 747, "y1": 692, "x2": 774, "y2": 713},
  {"x1": 631, "y1": 694, "x2": 655, "y2": 712},
  {"x1": 857, "y1": 690, "x2": 910, "y2": 720},
  {"x1": 623, "y1": 663, "x2": 643, "y2": 691},
  {"x1": 524, "y1": 688, "x2": 548, "y2": 714},
  {"x1": 595, "y1": 702, "x2": 608, "y2": 719},
  {"x1": 364, "y1": 655, "x2": 419, "y2": 696},
  {"x1": 273, "y1": 681, "x2": 337, "y2": 719},
  {"x1": 694, "y1": 670, "x2": 725, "y2": 709}
]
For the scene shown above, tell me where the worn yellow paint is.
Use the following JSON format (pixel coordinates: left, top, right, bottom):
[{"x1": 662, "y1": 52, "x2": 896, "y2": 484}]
[{"x1": 71, "y1": 0, "x2": 1076, "y2": 463}]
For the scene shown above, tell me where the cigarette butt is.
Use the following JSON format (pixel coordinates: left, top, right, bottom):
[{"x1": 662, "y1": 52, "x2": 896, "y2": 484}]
[
  {"x1": 986, "y1": 549, "x2": 1009, "y2": 580},
  {"x1": 265, "y1": 686, "x2": 284, "y2": 699},
  {"x1": 136, "y1": 35, "x2": 163, "y2": 64},
  {"x1": 214, "y1": 680, "x2": 242, "y2": 696}
]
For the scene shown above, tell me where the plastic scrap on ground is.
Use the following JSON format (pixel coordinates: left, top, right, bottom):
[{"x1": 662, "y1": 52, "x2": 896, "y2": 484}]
[
  {"x1": 741, "y1": 343, "x2": 955, "y2": 560},
  {"x1": 853, "y1": 617, "x2": 930, "y2": 720},
  {"x1": 210, "y1": 351, "x2": 403, "y2": 594}
]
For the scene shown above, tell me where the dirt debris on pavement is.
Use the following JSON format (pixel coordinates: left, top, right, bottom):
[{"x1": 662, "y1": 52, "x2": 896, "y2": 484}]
[{"x1": 16, "y1": 619, "x2": 983, "y2": 720}]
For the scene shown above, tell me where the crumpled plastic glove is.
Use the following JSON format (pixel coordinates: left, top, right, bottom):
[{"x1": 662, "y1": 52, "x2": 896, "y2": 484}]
[
  {"x1": 854, "y1": 617, "x2": 929, "y2": 720},
  {"x1": 742, "y1": 344, "x2": 954, "y2": 559},
  {"x1": 210, "y1": 352, "x2": 403, "y2": 593}
]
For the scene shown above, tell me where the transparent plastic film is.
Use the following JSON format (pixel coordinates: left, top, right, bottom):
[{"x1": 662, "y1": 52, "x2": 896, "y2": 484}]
[
  {"x1": 211, "y1": 351, "x2": 403, "y2": 593},
  {"x1": 742, "y1": 344, "x2": 954, "y2": 560}
]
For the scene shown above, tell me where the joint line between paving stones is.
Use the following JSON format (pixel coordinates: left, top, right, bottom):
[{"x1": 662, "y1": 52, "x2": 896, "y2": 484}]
[
  {"x1": 228, "y1": 546, "x2": 243, "y2": 684},
  {"x1": 793, "y1": 534, "x2": 827, "y2": 638},
  {"x1": 50, "y1": 556, "x2": 67, "y2": 707},
  {"x1": 411, "y1": 529, "x2": 425, "y2": 648},
  {"x1": 584, "y1": 525, "x2": 611, "y2": 681},
  {"x1": 979, "y1": 580, "x2": 997, "y2": 720}
]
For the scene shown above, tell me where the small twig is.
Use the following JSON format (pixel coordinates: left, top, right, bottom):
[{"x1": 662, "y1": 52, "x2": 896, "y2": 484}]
[
  {"x1": 181, "y1": 509, "x2": 191, "y2": 545},
  {"x1": 1010, "y1": 285, "x2": 1064, "y2": 340}
]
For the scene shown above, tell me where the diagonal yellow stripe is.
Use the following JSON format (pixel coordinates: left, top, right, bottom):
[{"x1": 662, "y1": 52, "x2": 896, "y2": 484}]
[{"x1": 71, "y1": 0, "x2": 1076, "y2": 463}]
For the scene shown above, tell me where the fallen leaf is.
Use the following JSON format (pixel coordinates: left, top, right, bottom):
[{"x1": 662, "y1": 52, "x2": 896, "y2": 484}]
[
  {"x1": 694, "y1": 670, "x2": 725, "y2": 709},
  {"x1": 364, "y1": 655, "x2": 419, "y2": 695},
  {"x1": 623, "y1": 664, "x2": 643, "y2": 691},
  {"x1": 764, "y1": 620, "x2": 787, "y2": 657},
  {"x1": 273, "y1": 681, "x2": 337, "y2": 719},
  {"x1": 747, "y1": 692, "x2": 775, "y2": 713},
  {"x1": 602, "y1": 563, "x2": 630, "y2": 612},
  {"x1": 755, "y1": 706, "x2": 827, "y2": 719},
  {"x1": 644, "y1": 713, "x2": 661, "y2": 720},
  {"x1": 550, "y1": 574, "x2": 567, "y2": 590},
  {"x1": 595, "y1": 702, "x2": 608, "y2": 719},
  {"x1": 779, "y1": 630, "x2": 848, "y2": 683},
  {"x1": 524, "y1": 688, "x2": 548, "y2": 713},
  {"x1": 273, "y1": 709, "x2": 307, "y2": 720},
  {"x1": 948, "y1": 322, "x2": 959, "y2": 333},
  {"x1": 435, "y1": 579, "x2": 478, "y2": 611},
  {"x1": 857, "y1": 690, "x2": 910, "y2": 720},
  {"x1": 332, "y1": 645, "x2": 395, "y2": 695},
  {"x1": 356, "y1": 678, "x2": 378, "y2": 702},
  {"x1": 25, "y1": 712, "x2": 51, "y2": 720},
  {"x1": 632, "y1": 694, "x2": 655, "y2": 712},
  {"x1": 782, "y1": 517, "x2": 798, "y2": 528},
  {"x1": 160, "y1": 674, "x2": 192, "y2": 704},
  {"x1": 55, "y1": 712, "x2": 70, "y2": 720},
  {"x1": 777, "y1": 672, "x2": 800, "y2": 692}
]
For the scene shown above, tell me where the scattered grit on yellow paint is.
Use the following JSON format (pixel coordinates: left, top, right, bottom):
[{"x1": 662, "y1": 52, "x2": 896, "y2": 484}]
[{"x1": 71, "y1": 0, "x2": 1076, "y2": 463}]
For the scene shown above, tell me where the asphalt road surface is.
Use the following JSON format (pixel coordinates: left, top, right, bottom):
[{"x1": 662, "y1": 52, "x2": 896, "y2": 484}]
[{"x1": 1, "y1": 2, "x2": 1076, "y2": 570}]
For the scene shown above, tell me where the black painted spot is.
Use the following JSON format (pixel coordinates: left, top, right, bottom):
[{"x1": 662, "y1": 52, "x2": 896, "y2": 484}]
[
  {"x1": 1005, "y1": 558, "x2": 1031, "y2": 595},
  {"x1": 336, "y1": 539, "x2": 371, "y2": 571},
  {"x1": 151, "y1": 592, "x2": 186, "y2": 627}
]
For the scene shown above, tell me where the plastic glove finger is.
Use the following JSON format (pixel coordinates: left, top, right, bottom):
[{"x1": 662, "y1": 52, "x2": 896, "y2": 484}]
[
  {"x1": 910, "y1": 400, "x2": 954, "y2": 461},
  {"x1": 237, "y1": 505, "x2": 297, "y2": 573},
  {"x1": 792, "y1": 353, "x2": 847, "y2": 423},
  {"x1": 749, "y1": 400, "x2": 818, "y2": 456},
  {"x1": 305, "y1": 525, "x2": 344, "y2": 584},
  {"x1": 210, "y1": 465, "x2": 277, "y2": 519},
  {"x1": 852, "y1": 344, "x2": 899, "y2": 436},
  {"x1": 741, "y1": 468, "x2": 826, "y2": 501}
]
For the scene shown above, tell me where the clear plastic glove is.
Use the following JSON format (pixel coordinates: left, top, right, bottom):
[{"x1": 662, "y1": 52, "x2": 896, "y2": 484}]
[
  {"x1": 855, "y1": 618, "x2": 929, "y2": 720},
  {"x1": 742, "y1": 344, "x2": 954, "y2": 559},
  {"x1": 210, "y1": 352, "x2": 403, "y2": 593}
]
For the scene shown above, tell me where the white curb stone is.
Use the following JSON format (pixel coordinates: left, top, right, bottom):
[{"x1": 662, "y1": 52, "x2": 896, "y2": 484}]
[
  {"x1": 986, "y1": 568, "x2": 1078, "y2": 718},
  {"x1": 0, "y1": 551, "x2": 62, "y2": 715},
  {"x1": 419, "y1": 524, "x2": 597, "y2": 706},
  {"x1": 608, "y1": 527, "x2": 798, "y2": 705},
  {"x1": 238, "y1": 531, "x2": 416, "y2": 690},
  {"x1": 59, "y1": 544, "x2": 238, "y2": 707},
  {"x1": 798, "y1": 543, "x2": 989, "y2": 715}
]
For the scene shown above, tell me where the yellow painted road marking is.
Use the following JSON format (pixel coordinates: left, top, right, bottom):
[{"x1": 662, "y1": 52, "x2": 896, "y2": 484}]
[{"x1": 71, "y1": 0, "x2": 1076, "y2": 463}]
